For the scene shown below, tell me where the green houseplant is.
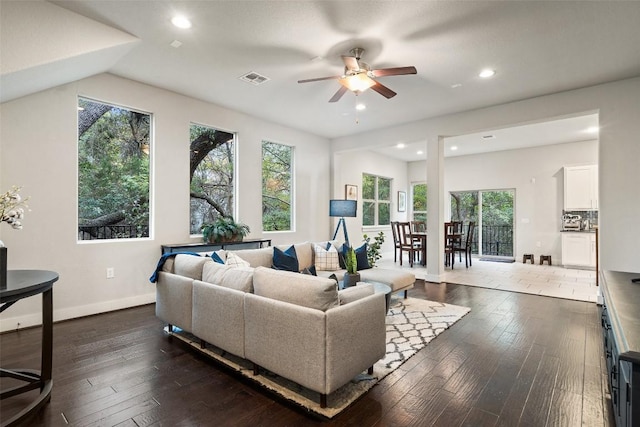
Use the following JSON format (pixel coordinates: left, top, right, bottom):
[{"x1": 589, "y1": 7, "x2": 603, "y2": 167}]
[
  {"x1": 201, "y1": 216, "x2": 250, "y2": 244},
  {"x1": 343, "y1": 246, "x2": 360, "y2": 288},
  {"x1": 363, "y1": 231, "x2": 385, "y2": 267}
]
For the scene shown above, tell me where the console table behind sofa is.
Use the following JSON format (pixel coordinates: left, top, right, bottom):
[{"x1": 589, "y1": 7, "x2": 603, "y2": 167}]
[{"x1": 161, "y1": 239, "x2": 272, "y2": 255}]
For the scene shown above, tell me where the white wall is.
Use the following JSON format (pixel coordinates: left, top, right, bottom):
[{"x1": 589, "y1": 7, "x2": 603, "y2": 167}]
[
  {"x1": 408, "y1": 140, "x2": 598, "y2": 262},
  {"x1": 0, "y1": 73, "x2": 331, "y2": 332},
  {"x1": 332, "y1": 150, "x2": 408, "y2": 254},
  {"x1": 333, "y1": 77, "x2": 640, "y2": 277}
]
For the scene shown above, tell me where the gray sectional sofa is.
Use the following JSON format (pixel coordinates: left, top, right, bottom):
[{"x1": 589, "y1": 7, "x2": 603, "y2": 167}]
[{"x1": 154, "y1": 241, "x2": 415, "y2": 407}]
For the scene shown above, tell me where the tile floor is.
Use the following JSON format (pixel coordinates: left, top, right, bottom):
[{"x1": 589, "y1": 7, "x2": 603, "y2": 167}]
[{"x1": 377, "y1": 253, "x2": 599, "y2": 303}]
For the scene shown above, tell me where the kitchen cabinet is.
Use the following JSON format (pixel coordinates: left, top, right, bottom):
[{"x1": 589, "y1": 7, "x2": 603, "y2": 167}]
[
  {"x1": 601, "y1": 271, "x2": 640, "y2": 427},
  {"x1": 561, "y1": 232, "x2": 596, "y2": 267},
  {"x1": 564, "y1": 165, "x2": 598, "y2": 210}
]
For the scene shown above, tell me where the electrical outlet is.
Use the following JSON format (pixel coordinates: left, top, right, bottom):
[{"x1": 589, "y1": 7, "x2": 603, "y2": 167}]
[{"x1": 106, "y1": 268, "x2": 115, "y2": 279}]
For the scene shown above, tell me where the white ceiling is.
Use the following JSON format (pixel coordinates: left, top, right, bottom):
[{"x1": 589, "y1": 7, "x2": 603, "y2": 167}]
[{"x1": 2, "y1": 1, "x2": 639, "y2": 158}]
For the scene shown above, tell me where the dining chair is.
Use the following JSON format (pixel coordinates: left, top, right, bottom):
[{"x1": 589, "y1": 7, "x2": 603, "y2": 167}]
[
  {"x1": 390, "y1": 221, "x2": 401, "y2": 262},
  {"x1": 452, "y1": 221, "x2": 476, "y2": 268},
  {"x1": 411, "y1": 220, "x2": 426, "y2": 233},
  {"x1": 444, "y1": 221, "x2": 463, "y2": 267},
  {"x1": 397, "y1": 222, "x2": 421, "y2": 267}
]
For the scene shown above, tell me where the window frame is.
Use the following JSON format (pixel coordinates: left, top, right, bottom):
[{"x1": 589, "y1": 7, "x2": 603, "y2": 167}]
[
  {"x1": 77, "y1": 96, "x2": 153, "y2": 243},
  {"x1": 411, "y1": 182, "x2": 427, "y2": 222},
  {"x1": 362, "y1": 173, "x2": 392, "y2": 227},
  {"x1": 261, "y1": 139, "x2": 295, "y2": 233}
]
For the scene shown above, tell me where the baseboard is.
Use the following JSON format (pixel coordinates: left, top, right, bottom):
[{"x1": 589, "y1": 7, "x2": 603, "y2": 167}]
[
  {"x1": 0, "y1": 292, "x2": 156, "y2": 333},
  {"x1": 424, "y1": 273, "x2": 444, "y2": 283}
]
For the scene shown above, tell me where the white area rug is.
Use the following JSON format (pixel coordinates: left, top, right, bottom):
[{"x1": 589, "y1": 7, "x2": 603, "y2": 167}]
[{"x1": 168, "y1": 297, "x2": 470, "y2": 419}]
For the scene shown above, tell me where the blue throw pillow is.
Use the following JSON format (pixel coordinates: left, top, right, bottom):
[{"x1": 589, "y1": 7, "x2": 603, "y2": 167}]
[
  {"x1": 339, "y1": 243, "x2": 370, "y2": 271},
  {"x1": 211, "y1": 252, "x2": 225, "y2": 264},
  {"x1": 273, "y1": 245, "x2": 299, "y2": 272},
  {"x1": 355, "y1": 243, "x2": 371, "y2": 271}
]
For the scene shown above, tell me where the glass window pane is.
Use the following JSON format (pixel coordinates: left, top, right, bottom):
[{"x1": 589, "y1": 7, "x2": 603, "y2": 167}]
[
  {"x1": 363, "y1": 201, "x2": 375, "y2": 226},
  {"x1": 189, "y1": 124, "x2": 235, "y2": 235},
  {"x1": 378, "y1": 203, "x2": 390, "y2": 225},
  {"x1": 413, "y1": 184, "x2": 427, "y2": 211},
  {"x1": 78, "y1": 97, "x2": 150, "y2": 240},
  {"x1": 262, "y1": 141, "x2": 293, "y2": 231},
  {"x1": 378, "y1": 178, "x2": 391, "y2": 201},
  {"x1": 362, "y1": 174, "x2": 375, "y2": 200}
]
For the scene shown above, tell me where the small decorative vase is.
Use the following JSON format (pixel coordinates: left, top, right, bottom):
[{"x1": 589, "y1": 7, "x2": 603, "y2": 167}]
[
  {"x1": 343, "y1": 272, "x2": 360, "y2": 288},
  {"x1": 0, "y1": 246, "x2": 7, "y2": 290}
]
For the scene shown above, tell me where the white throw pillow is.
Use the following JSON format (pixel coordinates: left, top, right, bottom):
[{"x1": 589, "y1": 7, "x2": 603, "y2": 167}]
[
  {"x1": 314, "y1": 243, "x2": 339, "y2": 271},
  {"x1": 225, "y1": 251, "x2": 251, "y2": 268}
]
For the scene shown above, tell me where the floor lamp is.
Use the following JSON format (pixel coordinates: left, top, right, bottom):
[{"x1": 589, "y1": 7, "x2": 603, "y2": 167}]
[{"x1": 330, "y1": 199, "x2": 357, "y2": 246}]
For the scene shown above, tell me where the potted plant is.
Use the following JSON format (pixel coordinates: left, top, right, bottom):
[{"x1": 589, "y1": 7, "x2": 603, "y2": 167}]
[
  {"x1": 343, "y1": 246, "x2": 360, "y2": 288},
  {"x1": 201, "y1": 216, "x2": 250, "y2": 244},
  {"x1": 363, "y1": 231, "x2": 385, "y2": 267}
]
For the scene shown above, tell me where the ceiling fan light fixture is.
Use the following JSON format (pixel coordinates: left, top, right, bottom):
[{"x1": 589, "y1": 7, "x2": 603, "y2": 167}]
[{"x1": 339, "y1": 73, "x2": 375, "y2": 93}]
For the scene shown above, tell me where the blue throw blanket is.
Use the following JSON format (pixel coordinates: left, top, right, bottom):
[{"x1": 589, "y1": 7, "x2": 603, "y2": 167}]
[{"x1": 149, "y1": 251, "x2": 201, "y2": 283}]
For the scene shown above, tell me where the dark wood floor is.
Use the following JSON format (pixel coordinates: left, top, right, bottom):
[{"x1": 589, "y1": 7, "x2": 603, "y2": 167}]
[{"x1": 1, "y1": 281, "x2": 615, "y2": 426}]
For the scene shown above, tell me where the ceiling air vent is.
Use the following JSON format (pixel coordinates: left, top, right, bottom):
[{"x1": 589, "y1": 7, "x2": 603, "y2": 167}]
[{"x1": 239, "y1": 71, "x2": 270, "y2": 85}]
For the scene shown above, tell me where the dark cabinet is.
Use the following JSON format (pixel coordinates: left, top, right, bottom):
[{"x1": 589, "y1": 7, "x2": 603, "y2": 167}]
[{"x1": 601, "y1": 271, "x2": 640, "y2": 427}]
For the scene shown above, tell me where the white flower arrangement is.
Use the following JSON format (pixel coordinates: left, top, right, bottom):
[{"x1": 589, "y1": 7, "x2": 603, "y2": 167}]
[{"x1": 1, "y1": 186, "x2": 29, "y2": 230}]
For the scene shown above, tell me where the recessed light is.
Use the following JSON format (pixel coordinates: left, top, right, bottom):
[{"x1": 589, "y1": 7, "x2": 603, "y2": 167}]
[
  {"x1": 479, "y1": 69, "x2": 495, "y2": 78},
  {"x1": 171, "y1": 15, "x2": 192, "y2": 29},
  {"x1": 356, "y1": 103, "x2": 366, "y2": 111},
  {"x1": 417, "y1": 150, "x2": 424, "y2": 155},
  {"x1": 397, "y1": 143, "x2": 405, "y2": 149},
  {"x1": 585, "y1": 126, "x2": 599, "y2": 134},
  {"x1": 450, "y1": 146, "x2": 458, "y2": 151},
  {"x1": 451, "y1": 83, "x2": 462, "y2": 89}
]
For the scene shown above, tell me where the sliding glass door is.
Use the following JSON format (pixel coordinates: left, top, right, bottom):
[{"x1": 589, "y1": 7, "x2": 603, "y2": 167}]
[{"x1": 451, "y1": 189, "x2": 514, "y2": 258}]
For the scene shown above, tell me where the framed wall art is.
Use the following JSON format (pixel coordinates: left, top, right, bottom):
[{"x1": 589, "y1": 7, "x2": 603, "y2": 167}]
[
  {"x1": 345, "y1": 184, "x2": 358, "y2": 201},
  {"x1": 398, "y1": 191, "x2": 407, "y2": 212}
]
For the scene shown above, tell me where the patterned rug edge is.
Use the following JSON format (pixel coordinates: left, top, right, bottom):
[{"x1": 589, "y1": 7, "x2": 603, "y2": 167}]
[{"x1": 167, "y1": 297, "x2": 471, "y2": 419}]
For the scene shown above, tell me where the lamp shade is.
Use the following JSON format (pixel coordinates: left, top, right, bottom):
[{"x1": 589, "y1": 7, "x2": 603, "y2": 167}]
[{"x1": 329, "y1": 199, "x2": 357, "y2": 217}]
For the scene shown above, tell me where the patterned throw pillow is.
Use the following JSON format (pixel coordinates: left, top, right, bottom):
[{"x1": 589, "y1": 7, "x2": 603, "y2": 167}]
[
  {"x1": 225, "y1": 251, "x2": 251, "y2": 268},
  {"x1": 314, "y1": 243, "x2": 340, "y2": 271}
]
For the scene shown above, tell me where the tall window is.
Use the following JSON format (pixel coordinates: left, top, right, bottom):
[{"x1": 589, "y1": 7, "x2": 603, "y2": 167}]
[
  {"x1": 77, "y1": 98, "x2": 150, "y2": 240},
  {"x1": 362, "y1": 174, "x2": 391, "y2": 226},
  {"x1": 262, "y1": 141, "x2": 293, "y2": 231},
  {"x1": 412, "y1": 183, "x2": 427, "y2": 221},
  {"x1": 189, "y1": 124, "x2": 235, "y2": 235}
]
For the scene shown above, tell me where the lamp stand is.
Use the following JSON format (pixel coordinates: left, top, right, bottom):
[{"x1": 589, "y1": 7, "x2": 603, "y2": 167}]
[{"x1": 332, "y1": 217, "x2": 350, "y2": 246}]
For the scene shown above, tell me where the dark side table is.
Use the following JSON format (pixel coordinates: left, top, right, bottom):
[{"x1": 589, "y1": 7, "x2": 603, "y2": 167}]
[{"x1": 1, "y1": 270, "x2": 58, "y2": 427}]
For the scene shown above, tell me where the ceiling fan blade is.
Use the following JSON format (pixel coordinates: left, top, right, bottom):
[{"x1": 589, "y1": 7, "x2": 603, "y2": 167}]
[
  {"x1": 329, "y1": 86, "x2": 348, "y2": 103},
  {"x1": 298, "y1": 75, "x2": 341, "y2": 83},
  {"x1": 372, "y1": 66, "x2": 417, "y2": 77},
  {"x1": 371, "y1": 81, "x2": 397, "y2": 99},
  {"x1": 342, "y1": 55, "x2": 360, "y2": 71}
]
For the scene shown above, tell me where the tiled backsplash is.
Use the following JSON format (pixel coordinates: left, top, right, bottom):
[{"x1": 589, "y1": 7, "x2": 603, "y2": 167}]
[{"x1": 563, "y1": 209, "x2": 599, "y2": 227}]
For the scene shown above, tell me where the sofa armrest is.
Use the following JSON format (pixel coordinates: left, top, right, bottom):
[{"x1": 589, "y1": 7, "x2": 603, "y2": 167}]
[
  {"x1": 155, "y1": 271, "x2": 194, "y2": 332},
  {"x1": 325, "y1": 292, "x2": 386, "y2": 393},
  {"x1": 244, "y1": 293, "x2": 327, "y2": 394}
]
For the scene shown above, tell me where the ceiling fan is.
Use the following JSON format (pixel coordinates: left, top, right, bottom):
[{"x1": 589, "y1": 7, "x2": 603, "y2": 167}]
[{"x1": 298, "y1": 48, "x2": 417, "y2": 103}]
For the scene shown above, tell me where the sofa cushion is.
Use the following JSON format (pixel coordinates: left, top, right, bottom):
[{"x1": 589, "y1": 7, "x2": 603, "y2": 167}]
[
  {"x1": 225, "y1": 252, "x2": 251, "y2": 268},
  {"x1": 273, "y1": 245, "x2": 299, "y2": 272},
  {"x1": 174, "y1": 254, "x2": 208, "y2": 280},
  {"x1": 253, "y1": 266, "x2": 339, "y2": 312},
  {"x1": 219, "y1": 267, "x2": 254, "y2": 293},
  {"x1": 338, "y1": 283, "x2": 374, "y2": 305},
  {"x1": 231, "y1": 247, "x2": 272, "y2": 268},
  {"x1": 202, "y1": 261, "x2": 231, "y2": 284},
  {"x1": 313, "y1": 243, "x2": 339, "y2": 271}
]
